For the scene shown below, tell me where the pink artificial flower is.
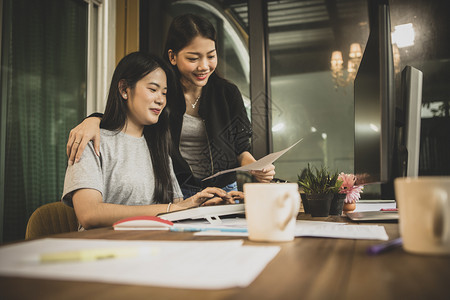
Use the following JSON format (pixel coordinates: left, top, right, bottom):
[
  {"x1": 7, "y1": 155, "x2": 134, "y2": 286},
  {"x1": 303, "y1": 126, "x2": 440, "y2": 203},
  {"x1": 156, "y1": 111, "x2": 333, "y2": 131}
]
[
  {"x1": 338, "y1": 172, "x2": 356, "y2": 193},
  {"x1": 344, "y1": 185, "x2": 364, "y2": 203},
  {"x1": 338, "y1": 172, "x2": 364, "y2": 203}
]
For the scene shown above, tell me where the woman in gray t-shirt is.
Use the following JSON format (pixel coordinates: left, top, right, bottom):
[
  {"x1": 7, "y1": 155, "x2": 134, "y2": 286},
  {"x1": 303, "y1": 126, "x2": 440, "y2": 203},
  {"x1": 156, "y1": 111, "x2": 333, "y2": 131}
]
[{"x1": 62, "y1": 52, "x2": 232, "y2": 230}]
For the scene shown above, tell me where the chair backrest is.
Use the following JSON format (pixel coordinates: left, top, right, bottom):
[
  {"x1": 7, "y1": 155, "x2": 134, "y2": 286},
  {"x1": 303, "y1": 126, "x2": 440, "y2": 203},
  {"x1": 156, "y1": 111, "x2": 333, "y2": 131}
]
[{"x1": 25, "y1": 202, "x2": 78, "y2": 240}]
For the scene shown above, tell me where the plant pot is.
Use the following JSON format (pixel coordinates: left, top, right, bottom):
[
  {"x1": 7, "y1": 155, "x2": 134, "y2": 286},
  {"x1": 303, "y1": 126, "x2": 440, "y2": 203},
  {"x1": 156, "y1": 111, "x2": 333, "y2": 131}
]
[
  {"x1": 300, "y1": 193, "x2": 309, "y2": 214},
  {"x1": 329, "y1": 193, "x2": 346, "y2": 215},
  {"x1": 306, "y1": 193, "x2": 333, "y2": 217},
  {"x1": 343, "y1": 202, "x2": 356, "y2": 213}
]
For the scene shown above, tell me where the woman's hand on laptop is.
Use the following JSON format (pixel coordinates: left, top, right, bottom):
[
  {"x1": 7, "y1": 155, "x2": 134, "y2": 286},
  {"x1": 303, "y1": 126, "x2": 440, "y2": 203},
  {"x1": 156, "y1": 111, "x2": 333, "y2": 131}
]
[
  {"x1": 174, "y1": 187, "x2": 230, "y2": 209},
  {"x1": 202, "y1": 191, "x2": 244, "y2": 205},
  {"x1": 227, "y1": 191, "x2": 244, "y2": 203}
]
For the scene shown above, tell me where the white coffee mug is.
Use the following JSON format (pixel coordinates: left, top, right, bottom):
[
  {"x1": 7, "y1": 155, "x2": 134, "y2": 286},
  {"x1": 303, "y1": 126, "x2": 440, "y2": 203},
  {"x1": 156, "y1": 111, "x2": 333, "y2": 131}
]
[
  {"x1": 244, "y1": 183, "x2": 300, "y2": 242},
  {"x1": 394, "y1": 176, "x2": 450, "y2": 255}
]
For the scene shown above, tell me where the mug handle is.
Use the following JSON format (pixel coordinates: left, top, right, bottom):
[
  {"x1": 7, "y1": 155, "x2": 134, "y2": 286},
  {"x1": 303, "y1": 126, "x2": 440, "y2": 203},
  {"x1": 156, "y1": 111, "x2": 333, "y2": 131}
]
[
  {"x1": 276, "y1": 192, "x2": 298, "y2": 230},
  {"x1": 431, "y1": 189, "x2": 449, "y2": 244}
]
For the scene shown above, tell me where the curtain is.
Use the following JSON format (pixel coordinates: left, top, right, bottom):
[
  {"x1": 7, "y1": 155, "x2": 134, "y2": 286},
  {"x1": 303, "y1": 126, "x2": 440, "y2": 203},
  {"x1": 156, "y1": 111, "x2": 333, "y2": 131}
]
[{"x1": 1, "y1": 0, "x2": 87, "y2": 242}]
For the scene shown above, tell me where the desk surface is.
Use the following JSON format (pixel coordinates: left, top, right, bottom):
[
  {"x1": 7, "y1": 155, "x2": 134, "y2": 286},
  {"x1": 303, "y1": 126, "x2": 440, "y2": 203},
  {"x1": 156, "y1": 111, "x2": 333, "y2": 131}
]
[{"x1": 1, "y1": 213, "x2": 450, "y2": 300}]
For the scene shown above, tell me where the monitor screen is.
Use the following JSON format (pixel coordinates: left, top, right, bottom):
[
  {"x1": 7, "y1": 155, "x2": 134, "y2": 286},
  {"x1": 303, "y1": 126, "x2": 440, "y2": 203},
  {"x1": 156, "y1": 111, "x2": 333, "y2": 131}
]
[
  {"x1": 398, "y1": 66, "x2": 423, "y2": 178},
  {"x1": 353, "y1": 0, "x2": 422, "y2": 199},
  {"x1": 354, "y1": 0, "x2": 395, "y2": 186}
]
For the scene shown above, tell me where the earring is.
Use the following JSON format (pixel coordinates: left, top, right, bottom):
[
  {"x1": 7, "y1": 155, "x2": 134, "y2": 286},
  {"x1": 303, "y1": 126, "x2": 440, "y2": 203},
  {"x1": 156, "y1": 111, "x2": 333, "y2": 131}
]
[{"x1": 123, "y1": 93, "x2": 127, "y2": 99}]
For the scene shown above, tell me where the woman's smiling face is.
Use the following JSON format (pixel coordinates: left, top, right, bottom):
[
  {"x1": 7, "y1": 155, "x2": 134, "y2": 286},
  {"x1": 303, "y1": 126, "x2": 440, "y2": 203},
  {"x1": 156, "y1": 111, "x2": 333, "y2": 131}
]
[
  {"x1": 169, "y1": 36, "x2": 217, "y2": 89},
  {"x1": 125, "y1": 67, "x2": 167, "y2": 128}
]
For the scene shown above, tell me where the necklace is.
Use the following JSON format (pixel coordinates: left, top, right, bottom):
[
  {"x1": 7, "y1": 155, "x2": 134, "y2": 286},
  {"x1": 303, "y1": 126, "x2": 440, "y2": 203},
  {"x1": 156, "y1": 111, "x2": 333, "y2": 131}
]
[{"x1": 189, "y1": 95, "x2": 201, "y2": 109}]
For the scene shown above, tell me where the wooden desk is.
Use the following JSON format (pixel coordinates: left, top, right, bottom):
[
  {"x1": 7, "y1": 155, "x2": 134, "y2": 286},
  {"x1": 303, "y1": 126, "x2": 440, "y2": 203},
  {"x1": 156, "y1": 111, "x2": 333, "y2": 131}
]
[{"x1": 1, "y1": 214, "x2": 450, "y2": 300}]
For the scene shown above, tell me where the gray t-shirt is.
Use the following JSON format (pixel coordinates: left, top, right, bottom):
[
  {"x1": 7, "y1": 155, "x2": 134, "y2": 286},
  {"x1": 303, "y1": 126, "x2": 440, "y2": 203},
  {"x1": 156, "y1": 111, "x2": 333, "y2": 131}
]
[
  {"x1": 179, "y1": 113, "x2": 211, "y2": 179},
  {"x1": 62, "y1": 129, "x2": 183, "y2": 207}
]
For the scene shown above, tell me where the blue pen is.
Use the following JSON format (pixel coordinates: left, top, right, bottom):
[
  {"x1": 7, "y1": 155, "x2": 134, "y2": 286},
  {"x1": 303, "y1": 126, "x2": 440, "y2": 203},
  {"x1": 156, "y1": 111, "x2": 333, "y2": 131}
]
[
  {"x1": 367, "y1": 237, "x2": 403, "y2": 255},
  {"x1": 169, "y1": 227, "x2": 248, "y2": 233}
]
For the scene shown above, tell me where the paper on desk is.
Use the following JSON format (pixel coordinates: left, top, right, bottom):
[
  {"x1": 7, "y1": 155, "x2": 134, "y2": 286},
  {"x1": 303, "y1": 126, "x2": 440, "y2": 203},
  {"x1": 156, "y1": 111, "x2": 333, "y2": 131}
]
[
  {"x1": 202, "y1": 139, "x2": 302, "y2": 181},
  {"x1": 0, "y1": 238, "x2": 280, "y2": 290},
  {"x1": 294, "y1": 222, "x2": 389, "y2": 240},
  {"x1": 194, "y1": 219, "x2": 389, "y2": 241}
]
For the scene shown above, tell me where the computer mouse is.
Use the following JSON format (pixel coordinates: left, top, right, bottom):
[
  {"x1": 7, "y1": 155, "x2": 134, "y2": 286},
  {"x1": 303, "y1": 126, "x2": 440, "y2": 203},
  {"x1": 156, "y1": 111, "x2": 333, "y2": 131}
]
[{"x1": 113, "y1": 216, "x2": 174, "y2": 230}]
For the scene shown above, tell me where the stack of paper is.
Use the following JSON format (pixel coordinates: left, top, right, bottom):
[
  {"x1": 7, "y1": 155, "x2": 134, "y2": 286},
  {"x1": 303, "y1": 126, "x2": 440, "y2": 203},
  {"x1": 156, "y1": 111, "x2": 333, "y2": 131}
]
[
  {"x1": 0, "y1": 238, "x2": 280, "y2": 289},
  {"x1": 189, "y1": 219, "x2": 389, "y2": 241}
]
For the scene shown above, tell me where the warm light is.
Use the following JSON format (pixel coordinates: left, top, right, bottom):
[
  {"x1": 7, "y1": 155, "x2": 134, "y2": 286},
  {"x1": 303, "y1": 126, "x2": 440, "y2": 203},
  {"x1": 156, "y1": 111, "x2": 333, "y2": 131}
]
[
  {"x1": 347, "y1": 60, "x2": 358, "y2": 73},
  {"x1": 369, "y1": 124, "x2": 379, "y2": 132},
  {"x1": 330, "y1": 51, "x2": 343, "y2": 70},
  {"x1": 321, "y1": 133, "x2": 327, "y2": 140},
  {"x1": 310, "y1": 126, "x2": 317, "y2": 133},
  {"x1": 272, "y1": 123, "x2": 285, "y2": 132},
  {"x1": 393, "y1": 44, "x2": 401, "y2": 73},
  {"x1": 349, "y1": 43, "x2": 362, "y2": 58},
  {"x1": 392, "y1": 23, "x2": 415, "y2": 48},
  {"x1": 330, "y1": 43, "x2": 362, "y2": 88}
]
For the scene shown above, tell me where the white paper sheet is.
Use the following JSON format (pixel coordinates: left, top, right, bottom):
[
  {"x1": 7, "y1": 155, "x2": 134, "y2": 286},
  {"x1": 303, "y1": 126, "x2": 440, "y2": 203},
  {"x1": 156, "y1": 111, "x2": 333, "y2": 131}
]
[
  {"x1": 0, "y1": 238, "x2": 280, "y2": 289},
  {"x1": 202, "y1": 139, "x2": 302, "y2": 180},
  {"x1": 193, "y1": 219, "x2": 389, "y2": 241},
  {"x1": 294, "y1": 222, "x2": 389, "y2": 240}
]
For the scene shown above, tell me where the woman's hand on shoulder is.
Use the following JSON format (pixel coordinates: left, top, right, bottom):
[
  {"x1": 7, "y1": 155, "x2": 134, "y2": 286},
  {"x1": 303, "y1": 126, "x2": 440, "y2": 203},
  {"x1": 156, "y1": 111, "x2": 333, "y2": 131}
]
[{"x1": 67, "y1": 117, "x2": 101, "y2": 165}]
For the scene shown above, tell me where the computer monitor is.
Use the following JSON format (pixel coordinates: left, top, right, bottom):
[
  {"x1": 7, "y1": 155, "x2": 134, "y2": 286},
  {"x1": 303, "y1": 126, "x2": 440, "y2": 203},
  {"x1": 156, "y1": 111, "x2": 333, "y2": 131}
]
[
  {"x1": 353, "y1": 0, "x2": 422, "y2": 199},
  {"x1": 401, "y1": 66, "x2": 423, "y2": 178}
]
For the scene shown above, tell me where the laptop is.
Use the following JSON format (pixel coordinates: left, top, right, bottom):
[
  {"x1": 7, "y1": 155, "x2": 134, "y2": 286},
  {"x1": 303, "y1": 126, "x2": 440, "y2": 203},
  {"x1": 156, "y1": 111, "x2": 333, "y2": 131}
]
[
  {"x1": 346, "y1": 210, "x2": 398, "y2": 222},
  {"x1": 157, "y1": 203, "x2": 245, "y2": 224}
]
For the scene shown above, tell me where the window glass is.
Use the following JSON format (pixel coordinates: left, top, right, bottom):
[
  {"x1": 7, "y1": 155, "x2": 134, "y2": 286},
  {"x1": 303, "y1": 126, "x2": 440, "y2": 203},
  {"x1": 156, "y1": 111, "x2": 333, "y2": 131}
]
[
  {"x1": 1, "y1": 0, "x2": 88, "y2": 242},
  {"x1": 268, "y1": 0, "x2": 450, "y2": 198},
  {"x1": 268, "y1": 0, "x2": 363, "y2": 183},
  {"x1": 389, "y1": 0, "x2": 450, "y2": 177}
]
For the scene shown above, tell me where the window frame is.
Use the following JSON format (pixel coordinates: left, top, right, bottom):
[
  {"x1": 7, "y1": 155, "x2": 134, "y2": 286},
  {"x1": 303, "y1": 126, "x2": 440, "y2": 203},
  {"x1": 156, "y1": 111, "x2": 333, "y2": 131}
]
[
  {"x1": 85, "y1": 0, "x2": 116, "y2": 115},
  {"x1": 0, "y1": 0, "x2": 5, "y2": 242}
]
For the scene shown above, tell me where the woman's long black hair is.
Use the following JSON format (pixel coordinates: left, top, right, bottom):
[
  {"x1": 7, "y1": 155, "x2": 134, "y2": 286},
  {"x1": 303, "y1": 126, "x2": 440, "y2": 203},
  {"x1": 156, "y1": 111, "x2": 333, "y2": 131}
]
[
  {"x1": 163, "y1": 13, "x2": 222, "y2": 83},
  {"x1": 101, "y1": 52, "x2": 176, "y2": 204}
]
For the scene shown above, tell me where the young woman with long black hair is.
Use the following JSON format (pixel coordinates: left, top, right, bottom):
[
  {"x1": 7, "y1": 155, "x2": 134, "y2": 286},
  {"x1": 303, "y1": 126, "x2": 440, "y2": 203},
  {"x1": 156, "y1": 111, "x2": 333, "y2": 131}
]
[{"x1": 62, "y1": 52, "x2": 230, "y2": 230}]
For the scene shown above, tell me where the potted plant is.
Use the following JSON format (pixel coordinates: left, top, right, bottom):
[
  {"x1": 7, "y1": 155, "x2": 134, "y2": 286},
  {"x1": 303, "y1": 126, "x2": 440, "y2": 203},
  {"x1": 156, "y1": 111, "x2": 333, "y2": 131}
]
[
  {"x1": 330, "y1": 192, "x2": 347, "y2": 215},
  {"x1": 329, "y1": 174, "x2": 347, "y2": 215},
  {"x1": 297, "y1": 168, "x2": 310, "y2": 214},
  {"x1": 337, "y1": 173, "x2": 364, "y2": 213},
  {"x1": 297, "y1": 165, "x2": 342, "y2": 217}
]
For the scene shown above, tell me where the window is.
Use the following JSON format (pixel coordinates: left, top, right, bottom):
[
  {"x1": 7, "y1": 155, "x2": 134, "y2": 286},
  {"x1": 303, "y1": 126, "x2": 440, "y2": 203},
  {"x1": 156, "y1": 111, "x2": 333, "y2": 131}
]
[
  {"x1": 0, "y1": 0, "x2": 113, "y2": 242},
  {"x1": 86, "y1": 0, "x2": 116, "y2": 114},
  {"x1": 267, "y1": 0, "x2": 450, "y2": 198},
  {"x1": 268, "y1": 0, "x2": 363, "y2": 183}
]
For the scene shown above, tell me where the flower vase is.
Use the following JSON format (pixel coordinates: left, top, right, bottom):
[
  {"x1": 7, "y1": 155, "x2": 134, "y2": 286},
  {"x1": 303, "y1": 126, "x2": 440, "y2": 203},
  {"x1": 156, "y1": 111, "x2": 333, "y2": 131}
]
[
  {"x1": 342, "y1": 202, "x2": 356, "y2": 214},
  {"x1": 329, "y1": 193, "x2": 346, "y2": 215}
]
